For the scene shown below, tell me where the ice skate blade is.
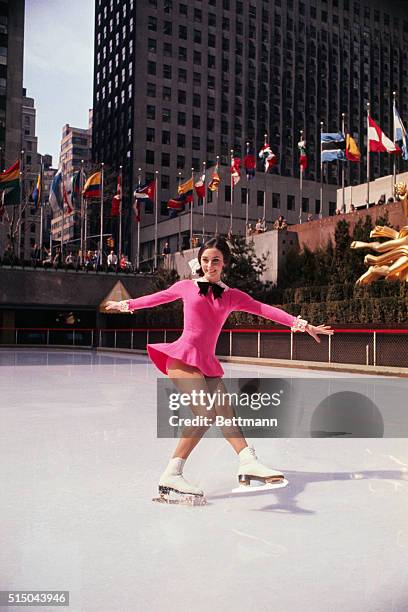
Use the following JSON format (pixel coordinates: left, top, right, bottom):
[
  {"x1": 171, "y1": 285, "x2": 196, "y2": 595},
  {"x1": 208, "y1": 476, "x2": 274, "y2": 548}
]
[
  {"x1": 152, "y1": 493, "x2": 207, "y2": 506},
  {"x1": 231, "y1": 478, "x2": 289, "y2": 494}
]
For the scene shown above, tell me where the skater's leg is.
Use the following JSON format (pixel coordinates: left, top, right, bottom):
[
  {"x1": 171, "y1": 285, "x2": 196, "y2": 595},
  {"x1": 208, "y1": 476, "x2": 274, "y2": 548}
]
[
  {"x1": 167, "y1": 358, "x2": 216, "y2": 460},
  {"x1": 205, "y1": 376, "x2": 247, "y2": 454},
  {"x1": 205, "y1": 377, "x2": 285, "y2": 486}
]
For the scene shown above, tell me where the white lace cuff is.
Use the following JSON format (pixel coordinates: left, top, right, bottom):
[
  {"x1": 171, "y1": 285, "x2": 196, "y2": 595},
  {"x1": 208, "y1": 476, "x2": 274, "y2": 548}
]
[
  {"x1": 291, "y1": 316, "x2": 308, "y2": 333},
  {"x1": 119, "y1": 300, "x2": 132, "y2": 313}
]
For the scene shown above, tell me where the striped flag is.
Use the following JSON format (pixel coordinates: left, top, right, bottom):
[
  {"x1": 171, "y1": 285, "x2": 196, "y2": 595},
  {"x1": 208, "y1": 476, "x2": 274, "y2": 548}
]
[
  {"x1": 82, "y1": 171, "x2": 102, "y2": 198},
  {"x1": 393, "y1": 105, "x2": 408, "y2": 160},
  {"x1": 321, "y1": 133, "x2": 346, "y2": 162},
  {"x1": 30, "y1": 171, "x2": 42, "y2": 208},
  {"x1": 0, "y1": 160, "x2": 20, "y2": 191},
  {"x1": 49, "y1": 169, "x2": 63, "y2": 213},
  {"x1": 368, "y1": 116, "x2": 400, "y2": 154},
  {"x1": 178, "y1": 176, "x2": 193, "y2": 202}
]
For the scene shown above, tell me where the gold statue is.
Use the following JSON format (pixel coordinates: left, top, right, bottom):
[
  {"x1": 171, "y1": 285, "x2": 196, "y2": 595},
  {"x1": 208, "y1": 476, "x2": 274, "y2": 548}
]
[{"x1": 351, "y1": 224, "x2": 408, "y2": 284}]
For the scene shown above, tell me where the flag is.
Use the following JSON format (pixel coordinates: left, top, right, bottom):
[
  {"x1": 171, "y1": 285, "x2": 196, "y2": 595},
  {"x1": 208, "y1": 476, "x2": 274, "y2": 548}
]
[
  {"x1": 0, "y1": 160, "x2": 20, "y2": 191},
  {"x1": 393, "y1": 105, "x2": 408, "y2": 161},
  {"x1": 82, "y1": 171, "x2": 102, "y2": 198},
  {"x1": 208, "y1": 168, "x2": 220, "y2": 191},
  {"x1": 321, "y1": 133, "x2": 346, "y2": 162},
  {"x1": 63, "y1": 180, "x2": 73, "y2": 214},
  {"x1": 368, "y1": 116, "x2": 400, "y2": 154},
  {"x1": 298, "y1": 139, "x2": 308, "y2": 170},
  {"x1": 194, "y1": 173, "x2": 206, "y2": 199},
  {"x1": 49, "y1": 169, "x2": 63, "y2": 213},
  {"x1": 30, "y1": 171, "x2": 42, "y2": 208},
  {"x1": 345, "y1": 134, "x2": 361, "y2": 162},
  {"x1": 230, "y1": 157, "x2": 241, "y2": 187},
  {"x1": 134, "y1": 180, "x2": 155, "y2": 204},
  {"x1": 178, "y1": 176, "x2": 193, "y2": 202},
  {"x1": 133, "y1": 199, "x2": 140, "y2": 222},
  {"x1": 167, "y1": 193, "x2": 186, "y2": 211},
  {"x1": 244, "y1": 146, "x2": 256, "y2": 180},
  {"x1": 71, "y1": 171, "x2": 81, "y2": 208},
  {"x1": 258, "y1": 143, "x2": 277, "y2": 172},
  {"x1": 111, "y1": 174, "x2": 121, "y2": 217}
]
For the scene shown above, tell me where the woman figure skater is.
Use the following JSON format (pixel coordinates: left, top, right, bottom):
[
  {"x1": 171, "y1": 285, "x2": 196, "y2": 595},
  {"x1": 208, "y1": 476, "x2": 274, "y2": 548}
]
[{"x1": 106, "y1": 237, "x2": 333, "y2": 503}]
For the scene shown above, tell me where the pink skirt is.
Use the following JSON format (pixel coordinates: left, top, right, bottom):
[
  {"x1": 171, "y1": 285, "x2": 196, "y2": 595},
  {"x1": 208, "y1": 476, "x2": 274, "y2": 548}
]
[{"x1": 147, "y1": 338, "x2": 224, "y2": 377}]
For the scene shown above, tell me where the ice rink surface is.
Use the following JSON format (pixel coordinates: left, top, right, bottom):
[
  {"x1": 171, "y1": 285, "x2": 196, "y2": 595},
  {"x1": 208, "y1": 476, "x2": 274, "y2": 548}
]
[{"x1": 1, "y1": 348, "x2": 408, "y2": 612}]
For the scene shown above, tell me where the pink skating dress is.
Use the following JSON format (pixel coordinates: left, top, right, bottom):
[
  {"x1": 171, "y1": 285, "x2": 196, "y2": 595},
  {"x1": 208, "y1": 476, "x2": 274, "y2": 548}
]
[{"x1": 125, "y1": 279, "x2": 298, "y2": 377}]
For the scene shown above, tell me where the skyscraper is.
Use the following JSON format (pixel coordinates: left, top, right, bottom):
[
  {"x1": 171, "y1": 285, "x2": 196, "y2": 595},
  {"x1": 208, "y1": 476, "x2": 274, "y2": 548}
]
[
  {"x1": 92, "y1": 0, "x2": 408, "y2": 262},
  {"x1": 0, "y1": 0, "x2": 25, "y2": 169}
]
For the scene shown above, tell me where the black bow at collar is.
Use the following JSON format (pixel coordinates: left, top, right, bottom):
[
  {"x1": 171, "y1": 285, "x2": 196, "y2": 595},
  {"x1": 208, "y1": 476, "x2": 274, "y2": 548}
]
[{"x1": 197, "y1": 281, "x2": 225, "y2": 300}]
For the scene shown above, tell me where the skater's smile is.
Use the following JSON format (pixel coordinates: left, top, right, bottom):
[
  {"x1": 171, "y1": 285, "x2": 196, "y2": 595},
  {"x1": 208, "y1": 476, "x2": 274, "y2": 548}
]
[{"x1": 200, "y1": 248, "x2": 224, "y2": 282}]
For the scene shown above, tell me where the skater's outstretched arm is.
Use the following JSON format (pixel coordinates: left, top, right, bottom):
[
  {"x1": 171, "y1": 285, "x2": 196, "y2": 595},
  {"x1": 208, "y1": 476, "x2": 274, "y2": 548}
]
[
  {"x1": 230, "y1": 289, "x2": 333, "y2": 343},
  {"x1": 105, "y1": 280, "x2": 187, "y2": 313}
]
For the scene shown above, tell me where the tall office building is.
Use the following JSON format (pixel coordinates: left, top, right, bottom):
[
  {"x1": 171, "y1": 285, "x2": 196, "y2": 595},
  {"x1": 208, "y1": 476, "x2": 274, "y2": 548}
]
[
  {"x1": 92, "y1": 0, "x2": 408, "y2": 262},
  {"x1": 0, "y1": 0, "x2": 24, "y2": 169},
  {"x1": 59, "y1": 115, "x2": 92, "y2": 176}
]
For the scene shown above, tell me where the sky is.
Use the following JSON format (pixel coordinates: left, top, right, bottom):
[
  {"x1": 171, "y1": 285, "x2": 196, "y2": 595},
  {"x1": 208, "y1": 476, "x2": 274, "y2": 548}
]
[{"x1": 24, "y1": 0, "x2": 95, "y2": 165}]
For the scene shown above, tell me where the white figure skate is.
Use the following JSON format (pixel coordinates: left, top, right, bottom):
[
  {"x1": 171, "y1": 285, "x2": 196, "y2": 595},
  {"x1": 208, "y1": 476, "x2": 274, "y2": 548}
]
[
  {"x1": 232, "y1": 446, "x2": 288, "y2": 493},
  {"x1": 153, "y1": 458, "x2": 207, "y2": 506}
]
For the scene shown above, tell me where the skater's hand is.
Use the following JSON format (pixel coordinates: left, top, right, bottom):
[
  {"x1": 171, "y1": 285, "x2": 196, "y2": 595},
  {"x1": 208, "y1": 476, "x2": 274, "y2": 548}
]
[
  {"x1": 305, "y1": 324, "x2": 334, "y2": 343},
  {"x1": 105, "y1": 300, "x2": 121, "y2": 312}
]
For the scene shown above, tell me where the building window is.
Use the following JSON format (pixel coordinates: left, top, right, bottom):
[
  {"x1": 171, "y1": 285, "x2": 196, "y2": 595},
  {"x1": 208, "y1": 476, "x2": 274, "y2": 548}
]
[
  {"x1": 179, "y1": 4, "x2": 187, "y2": 16},
  {"x1": 241, "y1": 188, "x2": 247, "y2": 204},
  {"x1": 146, "y1": 150, "x2": 155, "y2": 164},
  {"x1": 287, "y1": 195, "x2": 296, "y2": 212},
  {"x1": 162, "y1": 152, "x2": 170, "y2": 166},
  {"x1": 194, "y1": 29, "x2": 202, "y2": 44},
  {"x1": 192, "y1": 115, "x2": 200, "y2": 129},
  {"x1": 272, "y1": 192, "x2": 280, "y2": 208},
  {"x1": 163, "y1": 64, "x2": 172, "y2": 79},
  {"x1": 147, "y1": 61, "x2": 156, "y2": 75},
  {"x1": 147, "y1": 82, "x2": 156, "y2": 97},
  {"x1": 177, "y1": 155, "x2": 185, "y2": 168},
  {"x1": 162, "y1": 108, "x2": 171, "y2": 122},
  {"x1": 177, "y1": 133, "x2": 186, "y2": 147},
  {"x1": 163, "y1": 86, "x2": 172, "y2": 100},
  {"x1": 257, "y1": 191, "x2": 264, "y2": 207},
  {"x1": 179, "y1": 47, "x2": 187, "y2": 61},
  {"x1": 193, "y1": 93, "x2": 201, "y2": 107},
  {"x1": 225, "y1": 186, "x2": 231, "y2": 202},
  {"x1": 162, "y1": 130, "x2": 171, "y2": 145},
  {"x1": 179, "y1": 25, "x2": 187, "y2": 39},
  {"x1": 192, "y1": 136, "x2": 200, "y2": 150},
  {"x1": 146, "y1": 127, "x2": 155, "y2": 142},
  {"x1": 164, "y1": 42, "x2": 172, "y2": 57},
  {"x1": 178, "y1": 90, "x2": 186, "y2": 104},
  {"x1": 147, "y1": 105, "x2": 156, "y2": 120},
  {"x1": 193, "y1": 51, "x2": 201, "y2": 64},
  {"x1": 302, "y1": 197, "x2": 309, "y2": 213},
  {"x1": 148, "y1": 16, "x2": 157, "y2": 31},
  {"x1": 161, "y1": 176, "x2": 170, "y2": 190},
  {"x1": 178, "y1": 111, "x2": 186, "y2": 126},
  {"x1": 164, "y1": 21, "x2": 172, "y2": 35},
  {"x1": 329, "y1": 201, "x2": 336, "y2": 216},
  {"x1": 148, "y1": 38, "x2": 157, "y2": 53},
  {"x1": 178, "y1": 67, "x2": 187, "y2": 82}
]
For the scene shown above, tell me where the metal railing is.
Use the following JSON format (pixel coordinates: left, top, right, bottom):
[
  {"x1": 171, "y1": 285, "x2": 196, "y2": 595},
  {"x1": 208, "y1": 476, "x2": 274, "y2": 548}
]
[{"x1": 1, "y1": 327, "x2": 407, "y2": 369}]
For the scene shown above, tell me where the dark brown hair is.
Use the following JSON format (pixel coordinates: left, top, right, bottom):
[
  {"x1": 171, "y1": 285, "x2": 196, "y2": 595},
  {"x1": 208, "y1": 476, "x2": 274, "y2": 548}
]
[{"x1": 196, "y1": 237, "x2": 231, "y2": 276}]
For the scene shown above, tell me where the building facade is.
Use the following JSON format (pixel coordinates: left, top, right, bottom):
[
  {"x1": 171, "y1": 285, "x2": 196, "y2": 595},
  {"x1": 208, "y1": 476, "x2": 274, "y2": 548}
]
[
  {"x1": 92, "y1": 0, "x2": 408, "y2": 263},
  {"x1": 59, "y1": 115, "x2": 92, "y2": 177}
]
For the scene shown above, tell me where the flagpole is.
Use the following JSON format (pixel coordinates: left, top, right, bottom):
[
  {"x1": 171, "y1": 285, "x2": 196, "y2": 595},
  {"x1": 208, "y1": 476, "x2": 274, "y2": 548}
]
[
  {"x1": 215, "y1": 155, "x2": 219, "y2": 235},
  {"x1": 177, "y1": 171, "x2": 182, "y2": 250},
  {"x1": 263, "y1": 133, "x2": 267, "y2": 220},
  {"x1": 18, "y1": 149, "x2": 24, "y2": 259},
  {"x1": 230, "y1": 149, "x2": 234, "y2": 234},
  {"x1": 99, "y1": 162, "x2": 104, "y2": 268},
  {"x1": 202, "y1": 161, "x2": 206, "y2": 242},
  {"x1": 320, "y1": 122, "x2": 323, "y2": 218},
  {"x1": 190, "y1": 167, "x2": 194, "y2": 247},
  {"x1": 341, "y1": 113, "x2": 346, "y2": 213},
  {"x1": 61, "y1": 167, "x2": 65, "y2": 261},
  {"x1": 136, "y1": 168, "x2": 141, "y2": 270},
  {"x1": 80, "y1": 159, "x2": 84, "y2": 266},
  {"x1": 245, "y1": 142, "x2": 250, "y2": 231},
  {"x1": 393, "y1": 91, "x2": 397, "y2": 197},
  {"x1": 39, "y1": 159, "x2": 43, "y2": 259},
  {"x1": 118, "y1": 164, "x2": 123, "y2": 258},
  {"x1": 154, "y1": 169, "x2": 159, "y2": 269},
  {"x1": 299, "y1": 130, "x2": 303, "y2": 224},
  {"x1": 366, "y1": 102, "x2": 370, "y2": 208}
]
